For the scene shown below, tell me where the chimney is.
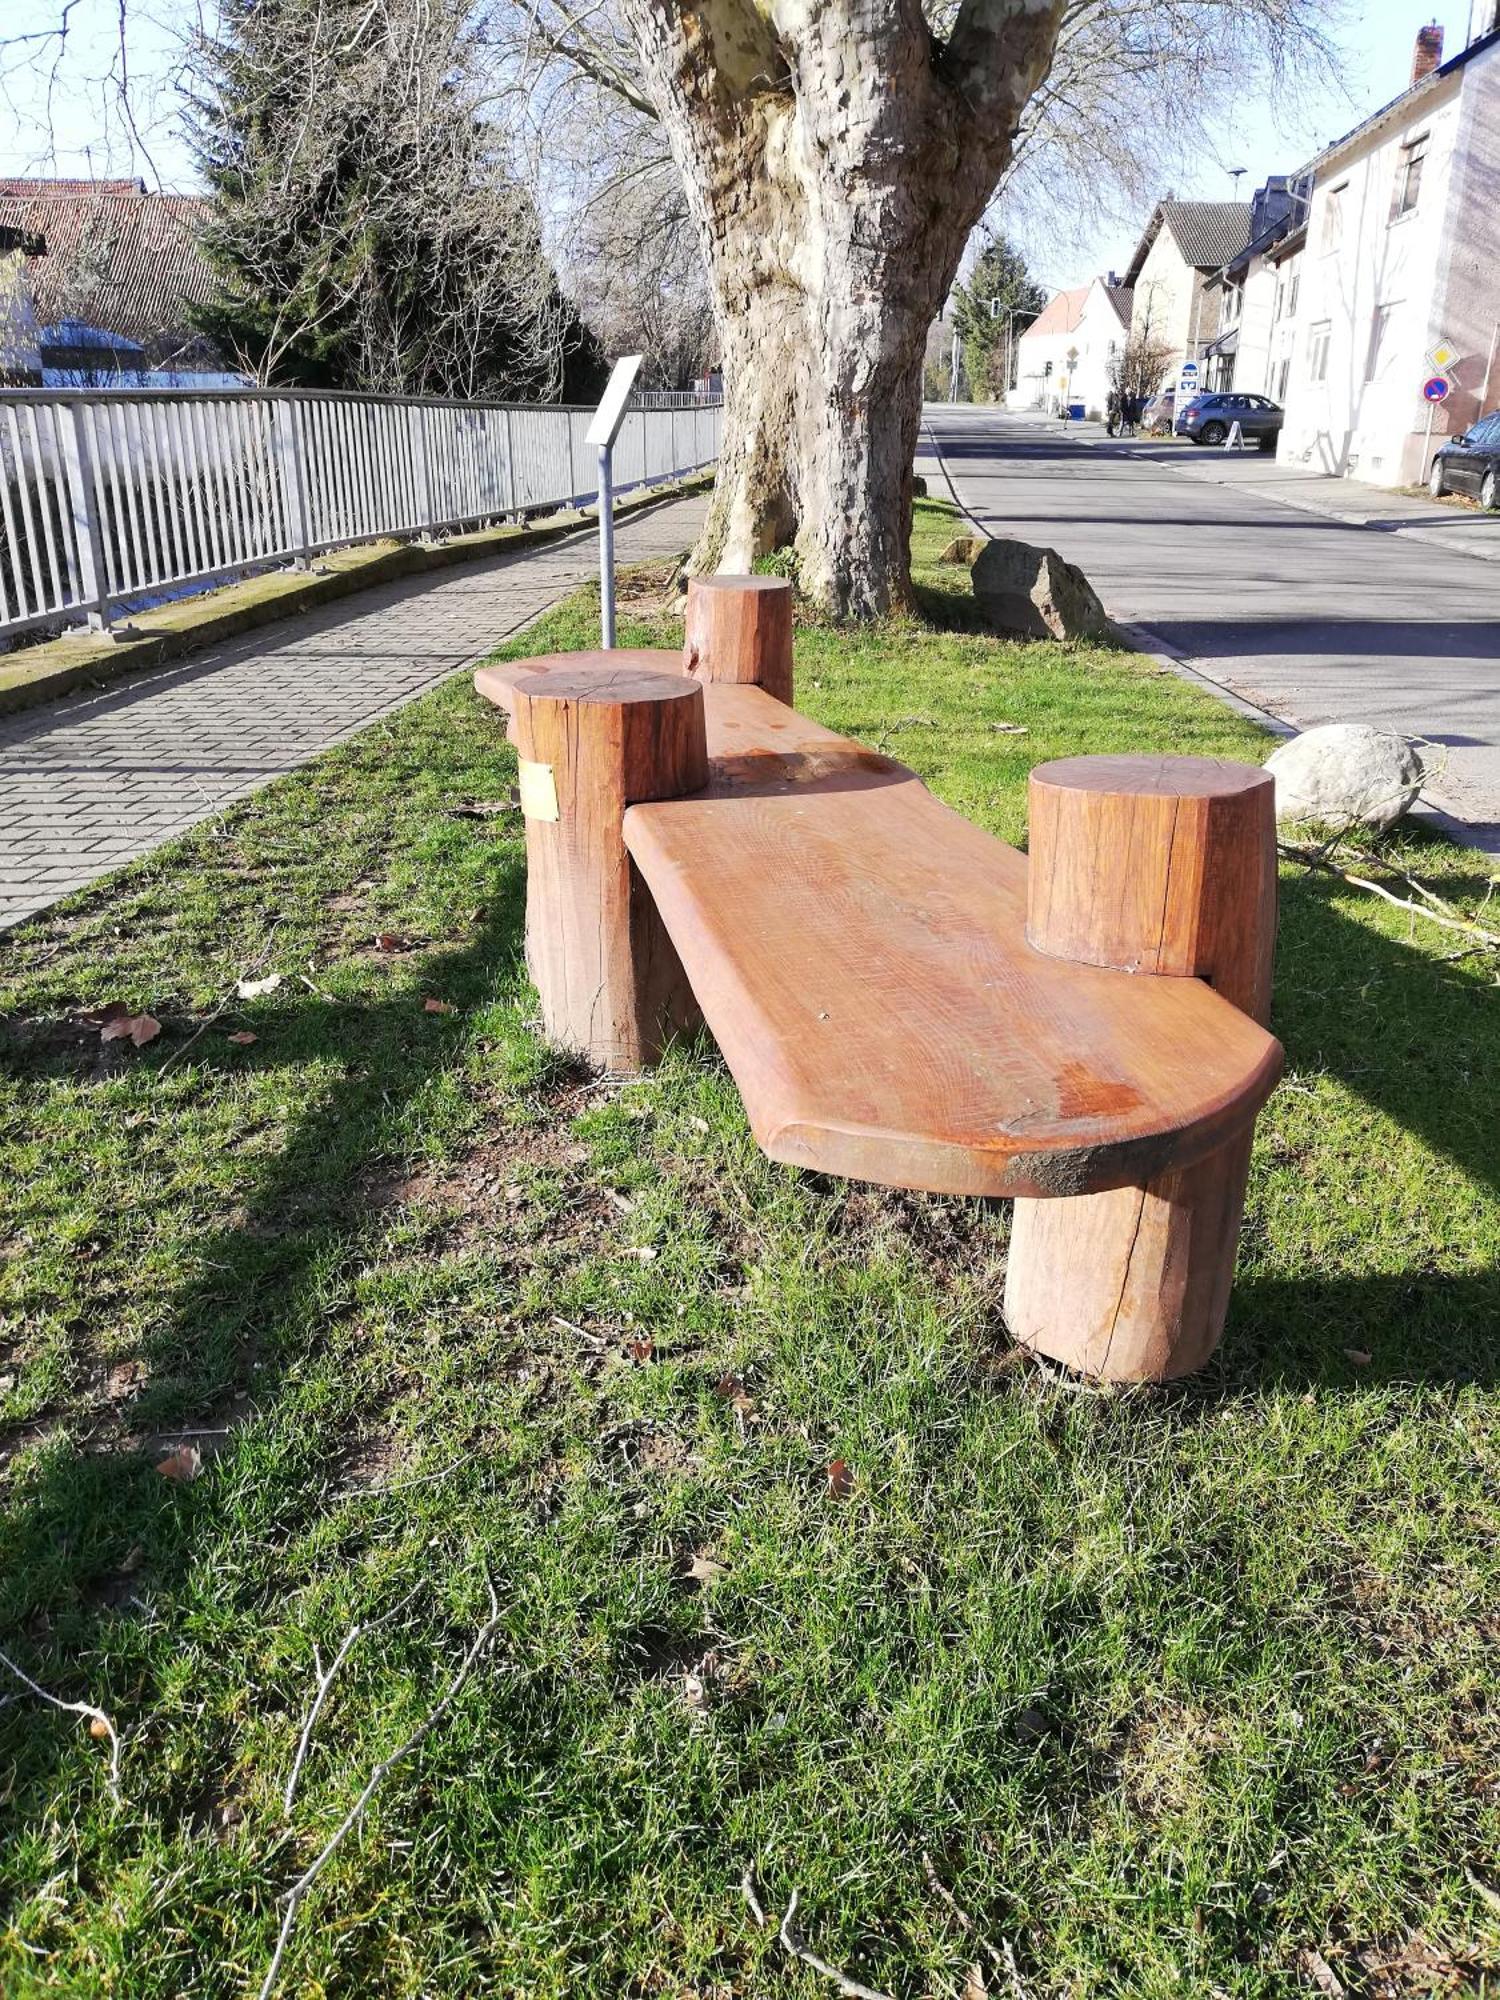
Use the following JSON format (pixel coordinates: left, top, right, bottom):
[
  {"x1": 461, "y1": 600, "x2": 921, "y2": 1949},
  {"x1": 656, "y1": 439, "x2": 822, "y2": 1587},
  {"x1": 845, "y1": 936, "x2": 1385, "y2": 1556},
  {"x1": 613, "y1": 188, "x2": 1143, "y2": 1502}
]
[{"x1": 1412, "y1": 21, "x2": 1444, "y2": 82}]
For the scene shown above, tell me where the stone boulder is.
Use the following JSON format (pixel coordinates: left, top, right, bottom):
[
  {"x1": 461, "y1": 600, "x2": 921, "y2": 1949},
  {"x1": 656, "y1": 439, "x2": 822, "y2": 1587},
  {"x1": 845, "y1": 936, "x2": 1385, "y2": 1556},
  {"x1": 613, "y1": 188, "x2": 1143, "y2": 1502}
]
[
  {"x1": 938, "y1": 534, "x2": 986, "y2": 566},
  {"x1": 1264, "y1": 724, "x2": 1425, "y2": 833},
  {"x1": 971, "y1": 536, "x2": 1114, "y2": 643}
]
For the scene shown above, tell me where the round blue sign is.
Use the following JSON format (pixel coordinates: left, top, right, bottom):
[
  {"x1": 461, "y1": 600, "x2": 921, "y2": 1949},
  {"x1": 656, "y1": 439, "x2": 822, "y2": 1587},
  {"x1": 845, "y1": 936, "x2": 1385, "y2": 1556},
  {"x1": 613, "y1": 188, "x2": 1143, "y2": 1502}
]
[{"x1": 1423, "y1": 375, "x2": 1451, "y2": 403}]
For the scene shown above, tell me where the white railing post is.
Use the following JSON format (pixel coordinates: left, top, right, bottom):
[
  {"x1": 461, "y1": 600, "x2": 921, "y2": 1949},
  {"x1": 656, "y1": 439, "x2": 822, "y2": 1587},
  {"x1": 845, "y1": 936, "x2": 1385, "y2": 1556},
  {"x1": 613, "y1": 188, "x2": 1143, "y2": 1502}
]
[
  {"x1": 503, "y1": 407, "x2": 519, "y2": 518},
  {"x1": 565, "y1": 414, "x2": 577, "y2": 506},
  {"x1": 406, "y1": 402, "x2": 435, "y2": 537},
  {"x1": 270, "y1": 398, "x2": 313, "y2": 569},
  {"x1": 58, "y1": 401, "x2": 111, "y2": 633}
]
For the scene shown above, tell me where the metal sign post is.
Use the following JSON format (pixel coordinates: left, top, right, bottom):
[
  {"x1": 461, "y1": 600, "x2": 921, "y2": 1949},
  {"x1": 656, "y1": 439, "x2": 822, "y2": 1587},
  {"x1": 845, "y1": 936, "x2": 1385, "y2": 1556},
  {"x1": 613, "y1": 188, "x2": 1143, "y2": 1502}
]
[
  {"x1": 1421, "y1": 371, "x2": 1451, "y2": 484},
  {"x1": 586, "y1": 354, "x2": 644, "y2": 649}
]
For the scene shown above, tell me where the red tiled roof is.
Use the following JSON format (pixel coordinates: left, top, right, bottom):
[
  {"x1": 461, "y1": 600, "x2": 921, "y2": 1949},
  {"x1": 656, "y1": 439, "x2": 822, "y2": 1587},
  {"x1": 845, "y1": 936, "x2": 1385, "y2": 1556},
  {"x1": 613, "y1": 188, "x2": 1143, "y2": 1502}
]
[
  {"x1": 1022, "y1": 286, "x2": 1090, "y2": 339},
  {"x1": 0, "y1": 177, "x2": 146, "y2": 196},
  {"x1": 0, "y1": 185, "x2": 216, "y2": 348}
]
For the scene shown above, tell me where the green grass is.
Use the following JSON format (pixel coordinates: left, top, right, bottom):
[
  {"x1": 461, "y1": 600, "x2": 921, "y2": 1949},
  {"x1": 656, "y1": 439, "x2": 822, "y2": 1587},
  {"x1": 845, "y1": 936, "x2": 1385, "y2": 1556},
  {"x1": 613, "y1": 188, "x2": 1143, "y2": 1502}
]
[{"x1": 1, "y1": 497, "x2": 1498, "y2": 1998}]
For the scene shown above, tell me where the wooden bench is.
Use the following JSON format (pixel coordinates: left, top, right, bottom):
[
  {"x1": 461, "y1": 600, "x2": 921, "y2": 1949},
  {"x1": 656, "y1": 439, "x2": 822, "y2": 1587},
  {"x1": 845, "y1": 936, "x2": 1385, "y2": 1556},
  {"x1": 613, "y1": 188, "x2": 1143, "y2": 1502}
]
[{"x1": 474, "y1": 577, "x2": 1282, "y2": 1383}]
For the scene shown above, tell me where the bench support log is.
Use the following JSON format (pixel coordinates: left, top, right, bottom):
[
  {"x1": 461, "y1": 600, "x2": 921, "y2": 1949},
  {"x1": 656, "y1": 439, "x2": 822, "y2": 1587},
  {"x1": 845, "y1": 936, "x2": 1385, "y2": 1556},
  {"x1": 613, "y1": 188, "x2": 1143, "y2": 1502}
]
[
  {"x1": 511, "y1": 666, "x2": 708, "y2": 1070},
  {"x1": 1004, "y1": 756, "x2": 1277, "y2": 1382},
  {"x1": 683, "y1": 576, "x2": 794, "y2": 705}
]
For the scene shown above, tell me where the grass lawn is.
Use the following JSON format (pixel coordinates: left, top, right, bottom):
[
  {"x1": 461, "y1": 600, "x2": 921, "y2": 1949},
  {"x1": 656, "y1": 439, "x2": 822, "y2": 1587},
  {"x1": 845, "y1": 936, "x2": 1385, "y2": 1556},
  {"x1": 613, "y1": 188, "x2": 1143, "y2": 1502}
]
[{"x1": 2, "y1": 499, "x2": 1498, "y2": 1999}]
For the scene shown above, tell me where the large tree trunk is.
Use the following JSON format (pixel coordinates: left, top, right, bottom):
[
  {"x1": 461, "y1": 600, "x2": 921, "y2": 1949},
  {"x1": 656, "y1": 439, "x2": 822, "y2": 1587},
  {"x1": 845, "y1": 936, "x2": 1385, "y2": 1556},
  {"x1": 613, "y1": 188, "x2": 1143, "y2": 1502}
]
[{"x1": 618, "y1": 2, "x2": 1065, "y2": 620}]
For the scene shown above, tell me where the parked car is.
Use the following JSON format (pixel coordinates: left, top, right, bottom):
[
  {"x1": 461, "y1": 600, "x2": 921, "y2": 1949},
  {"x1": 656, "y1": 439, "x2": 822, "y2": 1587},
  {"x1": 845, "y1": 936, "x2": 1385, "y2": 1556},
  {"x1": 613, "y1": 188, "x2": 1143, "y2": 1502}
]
[
  {"x1": 1429, "y1": 411, "x2": 1500, "y2": 508},
  {"x1": 1176, "y1": 392, "x2": 1284, "y2": 449},
  {"x1": 1140, "y1": 389, "x2": 1176, "y2": 435}
]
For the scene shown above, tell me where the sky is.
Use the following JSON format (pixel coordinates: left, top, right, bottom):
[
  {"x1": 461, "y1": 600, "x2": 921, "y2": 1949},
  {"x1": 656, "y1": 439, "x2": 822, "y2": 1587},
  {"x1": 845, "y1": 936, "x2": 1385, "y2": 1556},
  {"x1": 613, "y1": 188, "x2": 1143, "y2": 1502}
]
[{"x1": 0, "y1": 0, "x2": 1482, "y2": 291}]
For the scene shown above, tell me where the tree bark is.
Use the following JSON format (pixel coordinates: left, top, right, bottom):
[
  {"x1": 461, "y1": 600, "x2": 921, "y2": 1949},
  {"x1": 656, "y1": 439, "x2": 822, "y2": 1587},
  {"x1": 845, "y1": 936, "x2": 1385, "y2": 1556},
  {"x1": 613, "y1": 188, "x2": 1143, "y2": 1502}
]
[{"x1": 617, "y1": 1, "x2": 1066, "y2": 619}]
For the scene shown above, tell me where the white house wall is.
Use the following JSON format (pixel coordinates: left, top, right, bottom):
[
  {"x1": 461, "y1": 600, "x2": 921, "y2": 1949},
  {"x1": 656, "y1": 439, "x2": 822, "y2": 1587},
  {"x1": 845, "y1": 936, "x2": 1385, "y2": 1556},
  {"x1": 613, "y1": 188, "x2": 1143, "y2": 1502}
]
[{"x1": 1278, "y1": 68, "x2": 1469, "y2": 486}]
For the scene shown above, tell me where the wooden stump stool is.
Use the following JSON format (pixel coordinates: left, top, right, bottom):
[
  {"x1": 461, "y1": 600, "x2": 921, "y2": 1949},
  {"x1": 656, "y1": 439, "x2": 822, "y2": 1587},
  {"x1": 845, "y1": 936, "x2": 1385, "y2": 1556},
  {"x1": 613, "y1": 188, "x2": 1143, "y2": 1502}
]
[
  {"x1": 510, "y1": 665, "x2": 708, "y2": 1070},
  {"x1": 1004, "y1": 755, "x2": 1277, "y2": 1381},
  {"x1": 683, "y1": 576, "x2": 794, "y2": 705}
]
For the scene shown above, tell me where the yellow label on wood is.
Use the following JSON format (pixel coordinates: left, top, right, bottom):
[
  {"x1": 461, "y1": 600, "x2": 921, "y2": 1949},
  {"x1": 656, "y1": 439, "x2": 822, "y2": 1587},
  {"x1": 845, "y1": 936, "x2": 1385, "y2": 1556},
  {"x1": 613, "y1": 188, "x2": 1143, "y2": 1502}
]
[{"x1": 517, "y1": 757, "x2": 559, "y2": 822}]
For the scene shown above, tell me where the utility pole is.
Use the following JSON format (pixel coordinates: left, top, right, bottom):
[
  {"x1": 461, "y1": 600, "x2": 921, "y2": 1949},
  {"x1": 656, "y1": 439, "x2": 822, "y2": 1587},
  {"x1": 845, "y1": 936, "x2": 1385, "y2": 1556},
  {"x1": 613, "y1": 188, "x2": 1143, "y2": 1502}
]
[{"x1": 949, "y1": 327, "x2": 961, "y2": 403}]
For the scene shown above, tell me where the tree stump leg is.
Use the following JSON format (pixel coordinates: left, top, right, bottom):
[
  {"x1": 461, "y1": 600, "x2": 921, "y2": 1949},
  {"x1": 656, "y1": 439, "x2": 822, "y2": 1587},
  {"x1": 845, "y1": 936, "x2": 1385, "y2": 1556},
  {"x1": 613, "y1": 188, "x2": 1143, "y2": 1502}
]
[
  {"x1": 683, "y1": 575, "x2": 794, "y2": 704},
  {"x1": 1004, "y1": 752, "x2": 1278, "y2": 1382},
  {"x1": 511, "y1": 664, "x2": 708, "y2": 1070},
  {"x1": 1004, "y1": 1128, "x2": 1254, "y2": 1382}
]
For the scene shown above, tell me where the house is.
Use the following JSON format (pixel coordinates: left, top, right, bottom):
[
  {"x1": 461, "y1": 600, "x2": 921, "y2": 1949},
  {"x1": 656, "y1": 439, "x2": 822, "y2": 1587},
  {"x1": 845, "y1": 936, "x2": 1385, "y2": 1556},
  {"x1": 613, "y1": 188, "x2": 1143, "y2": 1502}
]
[
  {"x1": 0, "y1": 178, "x2": 229, "y2": 382},
  {"x1": 0, "y1": 221, "x2": 45, "y2": 386},
  {"x1": 1010, "y1": 278, "x2": 1133, "y2": 417},
  {"x1": 1276, "y1": 19, "x2": 1500, "y2": 487},
  {"x1": 1122, "y1": 201, "x2": 1255, "y2": 381},
  {"x1": 1198, "y1": 178, "x2": 1310, "y2": 393}
]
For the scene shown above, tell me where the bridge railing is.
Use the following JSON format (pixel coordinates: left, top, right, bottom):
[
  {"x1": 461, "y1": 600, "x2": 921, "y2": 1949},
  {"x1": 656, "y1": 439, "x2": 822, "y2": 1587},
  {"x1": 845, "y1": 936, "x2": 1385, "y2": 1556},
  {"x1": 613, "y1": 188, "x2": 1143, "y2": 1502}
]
[{"x1": 0, "y1": 386, "x2": 722, "y2": 641}]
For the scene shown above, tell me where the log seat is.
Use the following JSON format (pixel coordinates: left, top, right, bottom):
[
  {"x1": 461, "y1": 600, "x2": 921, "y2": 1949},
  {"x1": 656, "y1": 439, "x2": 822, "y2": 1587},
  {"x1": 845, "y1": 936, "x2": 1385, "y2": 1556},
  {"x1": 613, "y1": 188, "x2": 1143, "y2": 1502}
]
[{"x1": 472, "y1": 579, "x2": 1283, "y2": 1382}]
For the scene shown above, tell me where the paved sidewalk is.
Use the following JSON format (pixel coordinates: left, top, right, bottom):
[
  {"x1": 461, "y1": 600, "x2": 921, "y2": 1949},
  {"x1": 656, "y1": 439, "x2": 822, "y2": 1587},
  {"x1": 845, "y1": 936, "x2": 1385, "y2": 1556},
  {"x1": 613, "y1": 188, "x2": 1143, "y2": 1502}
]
[{"x1": 0, "y1": 492, "x2": 707, "y2": 929}]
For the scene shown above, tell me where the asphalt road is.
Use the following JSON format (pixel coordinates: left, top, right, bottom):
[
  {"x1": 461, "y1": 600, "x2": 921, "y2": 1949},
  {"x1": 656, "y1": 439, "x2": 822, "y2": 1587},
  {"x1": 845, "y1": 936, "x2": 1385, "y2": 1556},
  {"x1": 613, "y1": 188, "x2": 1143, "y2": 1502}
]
[{"x1": 920, "y1": 405, "x2": 1500, "y2": 851}]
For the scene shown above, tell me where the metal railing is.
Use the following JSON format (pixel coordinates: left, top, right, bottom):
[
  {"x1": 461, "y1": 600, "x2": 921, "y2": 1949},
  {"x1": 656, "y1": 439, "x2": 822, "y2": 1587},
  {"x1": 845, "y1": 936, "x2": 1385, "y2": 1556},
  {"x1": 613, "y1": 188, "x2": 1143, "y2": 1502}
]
[{"x1": 0, "y1": 386, "x2": 722, "y2": 640}]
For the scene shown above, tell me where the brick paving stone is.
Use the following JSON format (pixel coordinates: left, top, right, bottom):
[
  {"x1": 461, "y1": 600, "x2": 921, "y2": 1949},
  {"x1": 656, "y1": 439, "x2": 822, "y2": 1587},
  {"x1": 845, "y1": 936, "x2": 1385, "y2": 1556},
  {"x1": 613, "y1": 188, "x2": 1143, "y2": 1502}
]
[{"x1": 0, "y1": 495, "x2": 706, "y2": 929}]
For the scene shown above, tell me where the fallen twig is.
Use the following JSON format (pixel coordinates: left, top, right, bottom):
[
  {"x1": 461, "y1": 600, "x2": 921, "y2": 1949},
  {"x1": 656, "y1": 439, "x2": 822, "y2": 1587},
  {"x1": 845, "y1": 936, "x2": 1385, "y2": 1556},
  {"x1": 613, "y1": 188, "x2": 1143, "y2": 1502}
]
[
  {"x1": 1466, "y1": 1864, "x2": 1500, "y2": 1918},
  {"x1": 159, "y1": 924, "x2": 282, "y2": 1076},
  {"x1": 332, "y1": 1455, "x2": 463, "y2": 1502},
  {"x1": 741, "y1": 1860, "x2": 767, "y2": 1929},
  {"x1": 0, "y1": 1646, "x2": 121, "y2": 1802},
  {"x1": 778, "y1": 1888, "x2": 894, "y2": 2000},
  {"x1": 921, "y1": 1854, "x2": 1028, "y2": 1998},
  {"x1": 283, "y1": 1580, "x2": 424, "y2": 1813},
  {"x1": 1279, "y1": 843, "x2": 1500, "y2": 954},
  {"x1": 258, "y1": 1571, "x2": 504, "y2": 2000}
]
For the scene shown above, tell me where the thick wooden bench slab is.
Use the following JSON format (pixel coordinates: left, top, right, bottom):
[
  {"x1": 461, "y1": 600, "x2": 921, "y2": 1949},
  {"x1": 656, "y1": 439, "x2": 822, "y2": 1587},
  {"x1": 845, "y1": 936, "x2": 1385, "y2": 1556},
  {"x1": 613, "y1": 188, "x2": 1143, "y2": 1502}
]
[
  {"x1": 621, "y1": 682, "x2": 1281, "y2": 1200},
  {"x1": 473, "y1": 575, "x2": 1283, "y2": 1382}
]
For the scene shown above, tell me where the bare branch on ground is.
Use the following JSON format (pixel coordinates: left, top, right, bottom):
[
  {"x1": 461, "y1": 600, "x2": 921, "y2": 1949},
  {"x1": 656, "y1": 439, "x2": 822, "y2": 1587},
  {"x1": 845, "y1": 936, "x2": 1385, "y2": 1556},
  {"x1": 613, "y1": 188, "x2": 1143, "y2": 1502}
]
[{"x1": 0, "y1": 1645, "x2": 122, "y2": 1803}]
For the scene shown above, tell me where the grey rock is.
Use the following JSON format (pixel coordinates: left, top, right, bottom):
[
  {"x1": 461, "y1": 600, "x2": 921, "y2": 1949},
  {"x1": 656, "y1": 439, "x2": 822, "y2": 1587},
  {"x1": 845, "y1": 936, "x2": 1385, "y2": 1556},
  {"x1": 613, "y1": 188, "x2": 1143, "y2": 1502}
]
[
  {"x1": 1265, "y1": 724, "x2": 1425, "y2": 832},
  {"x1": 971, "y1": 536, "x2": 1114, "y2": 643}
]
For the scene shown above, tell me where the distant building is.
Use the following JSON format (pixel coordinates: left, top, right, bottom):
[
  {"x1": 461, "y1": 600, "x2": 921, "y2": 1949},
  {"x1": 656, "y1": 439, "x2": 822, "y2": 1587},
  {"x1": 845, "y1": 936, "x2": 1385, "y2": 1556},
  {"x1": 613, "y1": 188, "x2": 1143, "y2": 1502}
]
[
  {"x1": 1122, "y1": 201, "x2": 1255, "y2": 378},
  {"x1": 1011, "y1": 278, "x2": 1133, "y2": 417},
  {"x1": 0, "y1": 221, "x2": 45, "y2": 385},
  {"x1": 1198, "y1": 178, "x2": 1310, "y2": 393},
  {"x1": 1277, "y1": 20, "x2": 1500, "y2": 487},
  {"x1": 0, "y1": 178, "x2": 230, "y2": 382}
]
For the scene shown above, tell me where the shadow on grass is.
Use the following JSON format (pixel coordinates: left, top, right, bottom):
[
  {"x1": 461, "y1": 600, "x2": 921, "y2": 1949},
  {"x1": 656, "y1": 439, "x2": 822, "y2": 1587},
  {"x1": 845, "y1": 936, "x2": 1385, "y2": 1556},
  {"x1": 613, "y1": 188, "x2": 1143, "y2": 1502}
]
[{"x1": 0, "y1": 848, "x2": 535, "y2": 1815}]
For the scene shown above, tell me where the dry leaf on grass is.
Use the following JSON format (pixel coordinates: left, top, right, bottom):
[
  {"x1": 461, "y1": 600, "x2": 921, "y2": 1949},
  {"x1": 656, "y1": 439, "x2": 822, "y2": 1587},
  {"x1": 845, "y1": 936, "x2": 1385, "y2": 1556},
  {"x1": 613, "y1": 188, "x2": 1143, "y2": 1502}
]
[
  {"x1": 1344, "y1": 1348, "x2": 1373, "y2": 1367},
  {"x1": 685, "y1": 1551, "x2": 724, "y2": 1587},
  {"x1": 236, "y1": 974, "x2": 282, "y2": 999},
  {"x1": 100, "y1": 1010, "x2": 160, "y2": 1047},
  {"x1": 226, "y1": 1031, "x2": 258, "y2": 1047},
  {"x1": 423, "y1": 998, "x2": 457, "y2": 1015},
  {"x1": 621, "y1": 1245, "x2": 657, "y2": 1263},
  {"x1": 374, "y1": 933, "x2": 406, "y2": 952},
  {"x1": 963, "y1": 1965, "x2": 989, "y2": 2000},
  {"x1": 713, "y1": 1373, "x2": 758, "y2": 1419},
  {"x1": 627, "y1": 1338, "x2": 656, "y2": 1364},
  {"x1": 155, "y1": 1443, "x2": 203, "y2": 1484},
  {"x1": 826, "y1": 1458, "x2": 854, "y2": 1500},
  {"x1": 1298, "y1": 1946, "x2": 1346, "y2": 1997}
]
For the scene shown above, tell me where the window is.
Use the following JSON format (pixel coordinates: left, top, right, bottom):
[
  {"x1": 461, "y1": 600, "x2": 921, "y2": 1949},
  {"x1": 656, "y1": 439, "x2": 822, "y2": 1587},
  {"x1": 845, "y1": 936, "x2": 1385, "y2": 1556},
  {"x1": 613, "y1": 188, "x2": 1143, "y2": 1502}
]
[
  {"x1": 1391, "y1": 134, "x2": 1428, "y2": 220},
  {"x1": 1321, "y1": 184, "x2": 1347, "y2": 254},
  {"x1": 1287, "y1": 267, "x2": 1300, "y2": 317},
  {"x1": 1272, "y1": 357, "x2": 1291, "y2": 402},
  {"x1": 1308, "y1": 321, "x2": 1331, "y2": 383},
  {"x1": 1366, "y1": 303, "x2": 1397, "y2": 383}
]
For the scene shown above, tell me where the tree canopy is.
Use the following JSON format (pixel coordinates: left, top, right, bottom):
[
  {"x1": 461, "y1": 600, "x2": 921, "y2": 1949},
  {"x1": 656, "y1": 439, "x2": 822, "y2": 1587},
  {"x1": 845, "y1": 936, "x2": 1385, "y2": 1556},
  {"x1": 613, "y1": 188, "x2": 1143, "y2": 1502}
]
[{"x1": 187, "y1": 0, "x2": 603, "y2": 399}]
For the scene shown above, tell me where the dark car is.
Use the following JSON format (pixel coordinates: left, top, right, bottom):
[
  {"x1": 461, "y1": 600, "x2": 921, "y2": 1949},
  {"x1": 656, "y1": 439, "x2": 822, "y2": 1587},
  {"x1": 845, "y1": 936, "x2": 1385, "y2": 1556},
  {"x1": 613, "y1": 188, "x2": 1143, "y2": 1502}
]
[
  {"x1": 1429, "y1": 411, "x2": 1500, "y2": 509},
  {"x1": 1176, "y1": 392, "x2": 1284, "y2": 449}
]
